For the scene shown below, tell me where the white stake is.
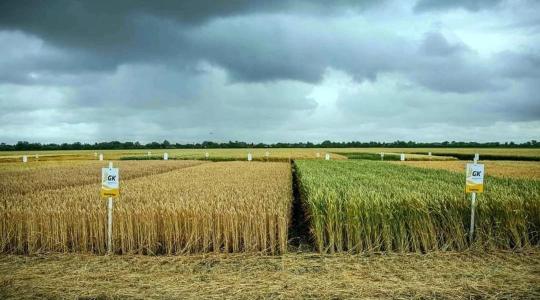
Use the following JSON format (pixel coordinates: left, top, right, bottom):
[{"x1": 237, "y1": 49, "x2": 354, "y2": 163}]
[
  {"x1": 247, "y1": 153, "x2": 252, "y2": 161},
  {"x1": 469, "y1": 154, "x2": 479, "y2": 240},
  {"x1": 400, "y1": 153, "x2": 405, "y2": 161},
  {"x1": 163, "y1": 152, "x2": 168, "y2": 160},
  {"x1": 22, "y1": 155, "x2": 27, "y2": 163},
  {"x1": 108, "y1": 196, "x2": 113, "y2": 254},
  {"x1": 380, "y1": 152, "x2": 384, "y2": 161},
  {"x1": 205, "y1": 152, "x2": 209, "y2": 159},
  {"x1": 325, "y1": 153, "x2": 330, "y2": 160},
  {"x1": 107, "y1": 161, "x2": 114, "y2": 254},
  {"x1": 99, "y1": 153, "x2": 103, "y2": 161},
  {"x1": 469, "y1": 192, "x2": 477, "y2": 239}
]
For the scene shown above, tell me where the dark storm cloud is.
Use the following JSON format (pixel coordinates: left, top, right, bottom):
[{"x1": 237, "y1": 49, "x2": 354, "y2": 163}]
[
  {"x1": 0, "y1": 0, "x2": 539, "y2": 143},
  {"x1": 0, "y1": 0, "x2": 388, "y2": 85},
  {"x1": 414, "y1": 0, "x2": 505, "y2": 12},
  {"x1": 0, "y1": 0, "x2": 378, "y2": 51},
  {"x1": 0, "y1": 0, "x2": 533, "y2": 95}
]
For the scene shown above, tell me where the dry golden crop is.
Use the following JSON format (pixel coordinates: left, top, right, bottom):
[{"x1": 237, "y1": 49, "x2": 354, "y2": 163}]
[
  {"x1": 0, "y1": 148, "x2": 349, "y2": 163},
  {"x1": 0, "y1": 161, "x2": 291, "y2": 255},
  {"x1": 0, "y1": 160, "x2": 204, "y2": 196},
  {"x1": 392, "y1": 160, "x2": 540, "y2": 180}
]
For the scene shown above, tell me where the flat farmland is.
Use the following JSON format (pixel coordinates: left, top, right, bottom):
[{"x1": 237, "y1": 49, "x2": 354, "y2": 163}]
[
  {"x1": 1, "y1": 149, "x2": 539, "y2": 299},
  {"x1": 330, "y1": 147, "x2": 540, "y2": 161},
  {"x1": 0, "y1": 148, "x2": 348, "y2": 162},
  {"x1": 4, "y1": 147, "x2": 538, "y2": 163}
]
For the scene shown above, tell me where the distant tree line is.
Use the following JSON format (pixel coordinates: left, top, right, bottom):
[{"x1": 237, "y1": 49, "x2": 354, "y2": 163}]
[{"x1": 0, "y1": 140, "x2": 538, "y2": 151}]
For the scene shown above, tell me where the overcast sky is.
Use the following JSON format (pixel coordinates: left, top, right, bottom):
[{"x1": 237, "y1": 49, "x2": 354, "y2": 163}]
[{"x1": 0, "y1": 0, "x2": 539, "y2": 144}]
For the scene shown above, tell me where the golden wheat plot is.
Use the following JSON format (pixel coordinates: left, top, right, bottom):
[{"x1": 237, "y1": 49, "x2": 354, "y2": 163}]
[
  {"x1": 391, "y1": 160, "x2": 540, "y2": 180},
  {"x1": 0, "y1": 160, "x2": 204, "y2": 196},
  {"x1": 0, "y1": 161, "x2": 292, "y2": 254}
]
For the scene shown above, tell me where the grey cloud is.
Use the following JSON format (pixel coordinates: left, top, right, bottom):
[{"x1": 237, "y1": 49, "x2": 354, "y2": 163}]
[
  {"x1": 0, "y1": 0, "x2": 380, "y2": 50},
  {"x1": 414, "y1": 0, "x2": 504, "y2": 12},
  {"x1": 1, "y1": 13, "x2": 524, "y2": 97},
  {"x1": 419, "y1": 32, "x2": 470, "y2": 57},
  {"x1": 336, "y1": 77, "x2": 538, "y2": 128},
  {"x1": 412, "y1": 32, "x2": 500, "y2": 93},
  {"x1": 68, "y1": 63, "x2": 317, "y2": 133},
  {"x1": 0, "y1": 1, "x2": 517, "y2": 95},
  {"x1": 496, "y1": 51, "x2": 540, "y2": 79},
  {"x1": 0, "y1": 1, "x2": 388, "y2": 86}
]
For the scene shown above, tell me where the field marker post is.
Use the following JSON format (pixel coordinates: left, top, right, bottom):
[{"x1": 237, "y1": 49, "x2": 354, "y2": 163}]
[
  {"x1": 108, "y1": 161, "x2": 114, "y2": 255},
  {"x1": 101, "y1": 161, "x2": 119, "y2": 255},
  {"x1": 400, "y1": 153, "x2": 405, "y2": 161},
  {"x1": 428, "y1": 152, "x2": 432, "y2": 160},
  {"x1": 205, "y1": 152, "x2": 209, "y2": 160},
  {"x1": 380, "y1": 152, "x2": 384, "y2": 161},
  {"x1": 108, "y1": 195, "x2": 113, "y2": 254},
  {"x1": 325, "y1": 153, "x2": 330, "y2": 160},
  {"x1": 247, "y1": 153, "x2": 252, "y2": 161},
  {"x1": 469, "y1": 192, "x2": 476, "y2": 239},
  {"x1": 22, "y1": 155, "x2": 27, "y2": 163},
  {"x1": 108, "y1": 161, "x2": 114, "y2": 254},
  {"x1": 163, "y1": 152, "x2": 168, "y2": 160},
  {"x1": 468, "y1": 153, "x2": 482, "y2": 241}
]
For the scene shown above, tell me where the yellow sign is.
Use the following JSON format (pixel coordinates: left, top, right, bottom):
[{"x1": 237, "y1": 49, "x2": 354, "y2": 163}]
[
  {"x1": 101, "y1": 167, "x2": 120, "y2": 198},
  {"x1": 465, "y1": 163, "x2": 484, "y2": 193}
]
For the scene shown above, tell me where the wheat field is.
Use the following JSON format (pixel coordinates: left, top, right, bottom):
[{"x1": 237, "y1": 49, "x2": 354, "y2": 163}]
[
  {"x1": 295, "y1": 160, "x2": 540, "y2": 253},
  {"x1": 0, "y1": 161, "x2": 292, "y2": 254},
  {"x1": 0, "y1": 160, "x2": 204, "y2": 196},
  {"x1": 392, "y1": 160, "x2": 540, "y2": 180}
]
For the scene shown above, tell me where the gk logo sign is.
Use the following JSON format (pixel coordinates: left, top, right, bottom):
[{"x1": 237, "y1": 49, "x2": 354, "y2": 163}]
[
  {"x1": 101, "y1": 167, "x2": 120, "y2": 198},
  {"x1": 466, "y1": 163, "x2": 484, "y2": 193}
]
